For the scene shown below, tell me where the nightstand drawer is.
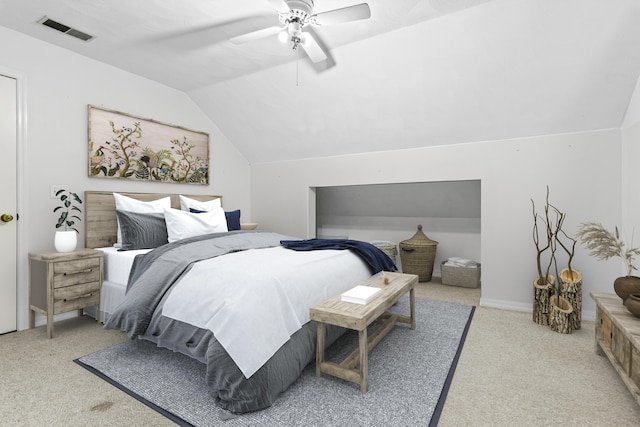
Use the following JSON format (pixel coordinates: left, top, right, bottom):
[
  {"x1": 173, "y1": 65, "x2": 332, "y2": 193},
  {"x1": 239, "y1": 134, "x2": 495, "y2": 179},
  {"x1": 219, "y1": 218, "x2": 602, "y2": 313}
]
[
  {"x1": 53, "y1": 281, "x2": 100, "y2": 301},
  {"x1": 54, "y1": 287, "x2": 100, "y2": 313},
  {"x1": 53, "y1": 258, "x2": 101, "y2": 288}
]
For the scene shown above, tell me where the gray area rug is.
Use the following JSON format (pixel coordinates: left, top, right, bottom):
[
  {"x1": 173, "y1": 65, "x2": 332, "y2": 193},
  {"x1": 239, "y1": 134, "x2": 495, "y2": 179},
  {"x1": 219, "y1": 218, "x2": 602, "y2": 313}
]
[{"x1": 75, "y1": 297, "x2": 474, "y2": 427}]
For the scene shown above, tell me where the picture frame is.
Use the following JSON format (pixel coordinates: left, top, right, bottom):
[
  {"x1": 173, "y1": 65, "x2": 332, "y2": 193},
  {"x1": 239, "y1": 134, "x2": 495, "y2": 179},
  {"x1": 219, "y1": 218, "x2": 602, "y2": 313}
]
[{"x1": 88, "y1": 105, "x2": 210, "y2": 185}]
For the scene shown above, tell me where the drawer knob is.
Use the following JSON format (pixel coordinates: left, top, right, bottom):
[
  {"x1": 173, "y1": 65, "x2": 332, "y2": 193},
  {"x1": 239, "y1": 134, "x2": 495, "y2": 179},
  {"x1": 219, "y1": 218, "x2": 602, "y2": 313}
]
[{"x1": 1, "y1": 213, "x2": 13, "y2": 223}]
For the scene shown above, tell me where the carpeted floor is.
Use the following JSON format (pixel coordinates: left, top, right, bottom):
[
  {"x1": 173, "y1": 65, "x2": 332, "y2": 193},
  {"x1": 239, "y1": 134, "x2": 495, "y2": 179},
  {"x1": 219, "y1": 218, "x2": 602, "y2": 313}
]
[
  {"x1": 75, "y1": 297, "x2": 474, "y2": 427},
  {"x1": 4, "y1": 281, "x2": 640, "y2": 426}
]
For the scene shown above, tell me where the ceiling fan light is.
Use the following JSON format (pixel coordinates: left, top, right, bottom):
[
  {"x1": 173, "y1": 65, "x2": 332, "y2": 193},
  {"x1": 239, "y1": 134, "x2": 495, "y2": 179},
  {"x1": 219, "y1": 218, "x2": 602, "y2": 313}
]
[
  {"x1": 278, "y1": 29, "x2": 289, "y2": 43},
  {"x1": 300, "y1": 33, "x2": 310, "y2": 47}
]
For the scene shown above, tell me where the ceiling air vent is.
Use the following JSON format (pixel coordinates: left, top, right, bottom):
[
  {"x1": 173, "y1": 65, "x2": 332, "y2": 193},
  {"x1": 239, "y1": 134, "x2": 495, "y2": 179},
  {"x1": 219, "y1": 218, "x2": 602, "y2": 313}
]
[{"x1": 37, "y1": 16, "x2": 94, "y2": 42}]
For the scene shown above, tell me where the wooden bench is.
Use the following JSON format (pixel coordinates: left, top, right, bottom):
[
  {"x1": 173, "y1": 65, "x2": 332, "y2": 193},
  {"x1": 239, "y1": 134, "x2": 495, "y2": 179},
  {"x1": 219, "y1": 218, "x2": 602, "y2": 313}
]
[
  {"x1": 309, "y1": 271, "x2": 418, "y2": 392},
  {"x1": 591, "y1": 292, "x2": 640, "y2": 405}
]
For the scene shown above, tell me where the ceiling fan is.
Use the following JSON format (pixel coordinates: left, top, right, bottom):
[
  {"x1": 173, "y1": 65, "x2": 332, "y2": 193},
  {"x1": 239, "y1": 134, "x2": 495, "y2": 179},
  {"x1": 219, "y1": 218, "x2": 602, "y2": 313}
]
[{"x1": 231, "y1": 0, "x2": 371, "y2": 64}]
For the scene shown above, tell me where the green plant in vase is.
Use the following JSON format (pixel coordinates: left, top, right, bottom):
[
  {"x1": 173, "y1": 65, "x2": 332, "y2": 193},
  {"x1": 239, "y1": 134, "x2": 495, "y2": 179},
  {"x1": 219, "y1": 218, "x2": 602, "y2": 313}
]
[
  {"x1": 53, "y1": 189, "x2": 82, "y2": 253},
  {"x1": 54, "y1": 189, "x2": 83, "y2": 232}
]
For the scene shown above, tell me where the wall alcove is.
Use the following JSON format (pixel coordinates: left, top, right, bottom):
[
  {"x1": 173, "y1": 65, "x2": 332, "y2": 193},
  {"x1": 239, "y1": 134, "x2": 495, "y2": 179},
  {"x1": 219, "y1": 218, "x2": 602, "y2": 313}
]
[{"x1": 314, "y1": 180, "x2": 481, "y2": 278}]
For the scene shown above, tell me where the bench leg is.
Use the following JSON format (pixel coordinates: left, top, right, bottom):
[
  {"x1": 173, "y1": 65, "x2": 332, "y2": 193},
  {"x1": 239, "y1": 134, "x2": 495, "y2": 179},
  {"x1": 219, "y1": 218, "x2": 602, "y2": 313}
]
[
  {"x1": 410, "y1": 287, "x2": 416, "y2": 330},
  {"x1": 359, "y1": 328, "x2": 368, "y2": 393},
  {"x1": 316, "y1": 322, "x2": 325, "y2": 377}
]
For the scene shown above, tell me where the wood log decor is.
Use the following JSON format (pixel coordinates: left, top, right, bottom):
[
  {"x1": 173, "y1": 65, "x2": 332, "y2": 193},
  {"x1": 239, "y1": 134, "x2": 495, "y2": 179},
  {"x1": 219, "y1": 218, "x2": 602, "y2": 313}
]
[
  {"x1": 533, "y1": 276, "x2": 555, "y2": 326},
  {"x1": 549, "y1": 295, "x2": 574, "y2": 334},
  {"x1": 559, "y1": 268, "x2": 582, "y2": 331},
  {"x1": 530, "y1": 186, "x2": 580, "y2": 334}
]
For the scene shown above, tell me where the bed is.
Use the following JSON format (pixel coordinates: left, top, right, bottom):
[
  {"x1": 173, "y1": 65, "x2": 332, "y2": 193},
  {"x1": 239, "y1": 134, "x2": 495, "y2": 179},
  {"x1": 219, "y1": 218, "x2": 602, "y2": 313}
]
[
  {"x1": 84, "y1": 191, "x2": 394, "y2": 414},
  {"x1": 84, "y1": 191, "x2": 220, "y2": 322}
]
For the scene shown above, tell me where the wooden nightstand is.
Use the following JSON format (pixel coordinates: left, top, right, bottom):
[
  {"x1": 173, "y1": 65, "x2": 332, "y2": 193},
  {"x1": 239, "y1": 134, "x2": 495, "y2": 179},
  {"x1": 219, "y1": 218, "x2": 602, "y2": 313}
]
[{"x1": 29, "y1": 249, "x2": 104, "y2": 338}]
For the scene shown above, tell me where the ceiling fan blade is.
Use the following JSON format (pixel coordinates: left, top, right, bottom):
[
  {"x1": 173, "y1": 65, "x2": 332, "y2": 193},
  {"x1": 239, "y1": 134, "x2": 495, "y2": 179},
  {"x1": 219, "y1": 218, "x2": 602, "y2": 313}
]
[
  {"x1": 428, "y1": 0, "x2": 491, "y2": 14},
  {"x1": 312, "y1": 3, "x2": 371, "y2": 26},
  {"x1": 304, "y1": 28, "x2": 336, "y2": 72},
  {"x1": 230, "y1": 25, "x2": 283, "y2": 44},
  {"x1": 141, "y1": 15, "x2": 278, "y2": 49},
  {"x1": 265, "y1": 0, "x2": 289, "y2": 11},
  {"x1": 300, "y1": 30, "x2": 328, "y2": 63},
  {"x1": 266, "y1": 0, "x2": 290, "y2": 12}
]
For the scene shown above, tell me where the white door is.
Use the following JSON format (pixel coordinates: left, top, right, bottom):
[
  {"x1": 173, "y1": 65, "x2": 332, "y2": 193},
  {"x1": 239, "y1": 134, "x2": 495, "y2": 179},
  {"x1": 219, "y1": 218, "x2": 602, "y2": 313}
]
[{"x1": 0, "y1": 74, "x2": 17, "y2": 334}]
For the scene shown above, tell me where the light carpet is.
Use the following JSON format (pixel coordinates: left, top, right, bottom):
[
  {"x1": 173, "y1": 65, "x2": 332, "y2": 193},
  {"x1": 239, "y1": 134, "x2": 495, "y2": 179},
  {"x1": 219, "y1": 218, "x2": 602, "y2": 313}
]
[{"x1": 75, "y1": 297, "x2": 474, "y2": 427}]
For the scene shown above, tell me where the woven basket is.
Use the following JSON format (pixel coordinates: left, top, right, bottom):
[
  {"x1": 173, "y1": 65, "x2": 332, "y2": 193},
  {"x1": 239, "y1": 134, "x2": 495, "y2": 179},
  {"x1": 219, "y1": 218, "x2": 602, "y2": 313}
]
[
  {"x1": 370, "y1": 240, "x2": 398, "y2": 263},
  {"x1": 399, "y1": 225, "x2": 438, "y2": 282},
  {"x1": 441, "y1": 261, "x2": 481, "y2": 288}
]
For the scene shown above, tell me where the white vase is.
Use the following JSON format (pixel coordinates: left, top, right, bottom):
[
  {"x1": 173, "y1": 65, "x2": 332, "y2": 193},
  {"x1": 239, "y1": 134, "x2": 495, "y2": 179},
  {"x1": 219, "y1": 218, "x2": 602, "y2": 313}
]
[{"x1": 55, "y1": 230, "x2": 77, "y2": 253}]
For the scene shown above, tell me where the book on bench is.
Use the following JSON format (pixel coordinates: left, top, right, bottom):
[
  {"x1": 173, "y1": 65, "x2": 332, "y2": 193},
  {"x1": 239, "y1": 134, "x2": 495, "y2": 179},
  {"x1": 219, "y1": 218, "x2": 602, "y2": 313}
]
[{"x1": 341, "y1": 285, "x2": 382, "y2": 305}]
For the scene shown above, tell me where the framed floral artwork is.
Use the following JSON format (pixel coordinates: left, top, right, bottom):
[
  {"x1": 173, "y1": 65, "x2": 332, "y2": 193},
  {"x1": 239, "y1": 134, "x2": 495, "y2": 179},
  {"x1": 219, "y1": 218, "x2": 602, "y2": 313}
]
[{"x1": 88, "y1": 105, "x2": 210, "y2": 184}]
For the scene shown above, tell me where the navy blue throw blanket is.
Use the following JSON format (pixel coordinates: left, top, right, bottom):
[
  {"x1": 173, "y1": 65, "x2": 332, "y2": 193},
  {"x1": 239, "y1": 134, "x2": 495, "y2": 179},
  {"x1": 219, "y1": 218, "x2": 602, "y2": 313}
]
[{"x1": 280, "y1": 238, "x2": 397, "y2": 274}]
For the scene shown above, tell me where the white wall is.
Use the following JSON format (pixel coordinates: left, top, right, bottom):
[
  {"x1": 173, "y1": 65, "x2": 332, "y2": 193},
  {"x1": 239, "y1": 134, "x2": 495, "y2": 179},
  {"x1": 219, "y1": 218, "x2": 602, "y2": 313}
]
[
  {"x1": 0, "y1": 26, "x2": 250, "y2": 329},
  {"x1": 622, "y1": 75, "x2": 640, "y2": 262},
  {"x1": 252, "y1": 130, "x2": 622, "y2": 320}
]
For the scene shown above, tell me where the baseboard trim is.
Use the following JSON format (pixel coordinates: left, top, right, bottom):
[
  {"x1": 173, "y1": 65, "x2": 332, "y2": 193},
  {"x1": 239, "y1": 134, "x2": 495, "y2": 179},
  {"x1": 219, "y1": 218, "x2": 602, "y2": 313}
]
[{"x1": 479, "y1": 297, "x2": 595, "y2": 321}]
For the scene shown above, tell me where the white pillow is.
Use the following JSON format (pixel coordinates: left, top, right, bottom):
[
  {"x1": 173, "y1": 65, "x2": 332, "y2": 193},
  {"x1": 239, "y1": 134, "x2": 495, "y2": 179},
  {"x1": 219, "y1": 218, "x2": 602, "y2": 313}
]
[
  {"x1": 179, "y1": 195, "x2": 221, "y2": 212},
  {"x1": 163, "y1": 206, "x2": 228, "y2": 243},
  {"x1": 113, "y1": 193, "x2": 171, "y2": 247}
]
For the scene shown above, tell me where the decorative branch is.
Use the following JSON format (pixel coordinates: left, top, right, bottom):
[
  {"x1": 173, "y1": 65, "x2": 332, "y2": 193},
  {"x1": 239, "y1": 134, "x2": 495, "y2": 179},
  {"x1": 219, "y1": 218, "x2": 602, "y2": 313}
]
[
  {"x1": 550, "y1": 203, "x2": 577, "y2": 280},
  {"x1": 531, "y1": 186, "x2": 576, "y2": 286},
  {"x1": 531, "y1": 199, "x2": 551, "y2": 286},
  {"x1": 543, "y1": 188, "x2": 555, "y2": 281}
]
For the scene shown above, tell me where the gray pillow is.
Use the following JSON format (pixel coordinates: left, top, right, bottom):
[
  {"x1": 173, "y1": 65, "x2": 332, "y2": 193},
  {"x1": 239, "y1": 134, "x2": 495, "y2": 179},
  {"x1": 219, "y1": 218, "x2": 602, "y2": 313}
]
[{"x1": 115, "y1": 210, "x2": 168, "y2": 251}]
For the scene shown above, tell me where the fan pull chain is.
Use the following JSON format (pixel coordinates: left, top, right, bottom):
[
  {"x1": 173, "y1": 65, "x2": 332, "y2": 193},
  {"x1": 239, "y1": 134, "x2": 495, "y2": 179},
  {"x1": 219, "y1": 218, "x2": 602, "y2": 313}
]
[{"x1": 296, "y1": 56, "x2": 299, "y2": 87}]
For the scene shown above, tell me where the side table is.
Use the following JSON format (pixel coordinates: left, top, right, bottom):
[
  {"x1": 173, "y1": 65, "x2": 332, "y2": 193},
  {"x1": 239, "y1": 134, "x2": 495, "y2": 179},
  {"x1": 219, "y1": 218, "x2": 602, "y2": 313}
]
[{"x1": 29, "y1": 249, "x2": 103, "y2": 338}]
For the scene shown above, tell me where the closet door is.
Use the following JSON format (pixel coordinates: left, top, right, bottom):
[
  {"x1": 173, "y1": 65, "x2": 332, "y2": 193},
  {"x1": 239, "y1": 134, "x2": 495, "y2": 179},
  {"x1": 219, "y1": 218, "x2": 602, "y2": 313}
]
[{"x1": 0, "y1": 74, "x2": 17, "y2": 334}]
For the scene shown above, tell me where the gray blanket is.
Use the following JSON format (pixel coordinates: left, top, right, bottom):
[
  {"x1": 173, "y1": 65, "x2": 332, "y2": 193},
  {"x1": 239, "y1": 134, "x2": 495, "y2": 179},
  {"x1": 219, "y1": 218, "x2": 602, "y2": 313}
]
[
  {"x1": 105, "y1": 230, "x2": 292, "y2": 336},
  {"x1": 104, "y1": 230, "x2": 347, "y2": 413}
]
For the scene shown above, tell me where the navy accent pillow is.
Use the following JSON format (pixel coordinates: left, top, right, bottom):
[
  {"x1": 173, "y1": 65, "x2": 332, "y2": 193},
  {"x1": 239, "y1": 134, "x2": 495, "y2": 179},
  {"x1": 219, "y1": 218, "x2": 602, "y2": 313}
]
[
  {"x1": 225, "y1": 209, "x2": 241, "y2": 231},
  {"x1": 115, "y1": 210, "x2": 168, "y2": 251},
  {"x1": 189, "y1": 208, "x2": 242, "y2": 231}
]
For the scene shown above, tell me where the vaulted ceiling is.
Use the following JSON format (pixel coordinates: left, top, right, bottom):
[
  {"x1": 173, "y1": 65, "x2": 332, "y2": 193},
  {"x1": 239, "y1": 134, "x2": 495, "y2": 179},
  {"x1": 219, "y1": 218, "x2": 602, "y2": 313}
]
[{"x1": 2, "y1": 0, "x2": 640, "y2": 164}]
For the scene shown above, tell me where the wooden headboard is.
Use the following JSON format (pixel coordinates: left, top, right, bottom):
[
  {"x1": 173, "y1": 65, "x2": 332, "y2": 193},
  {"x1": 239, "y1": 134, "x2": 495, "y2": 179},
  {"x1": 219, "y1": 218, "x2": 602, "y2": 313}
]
[{"x1": 84, "y1": 191, "x2": 222, "y2": 248}]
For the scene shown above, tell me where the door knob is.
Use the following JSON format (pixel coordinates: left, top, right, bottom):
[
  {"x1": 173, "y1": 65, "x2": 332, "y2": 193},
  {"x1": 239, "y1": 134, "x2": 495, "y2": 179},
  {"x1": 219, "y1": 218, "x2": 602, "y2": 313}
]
[{"x1": 1, "y1": 213, "x2": 14, "y2": 223}]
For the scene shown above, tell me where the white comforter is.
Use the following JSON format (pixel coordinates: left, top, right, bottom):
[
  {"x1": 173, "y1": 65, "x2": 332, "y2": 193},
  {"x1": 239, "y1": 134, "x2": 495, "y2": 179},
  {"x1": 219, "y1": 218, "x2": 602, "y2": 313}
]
[{"x1": 161, "y1": 246, "x2": 371, "y2": 378}]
